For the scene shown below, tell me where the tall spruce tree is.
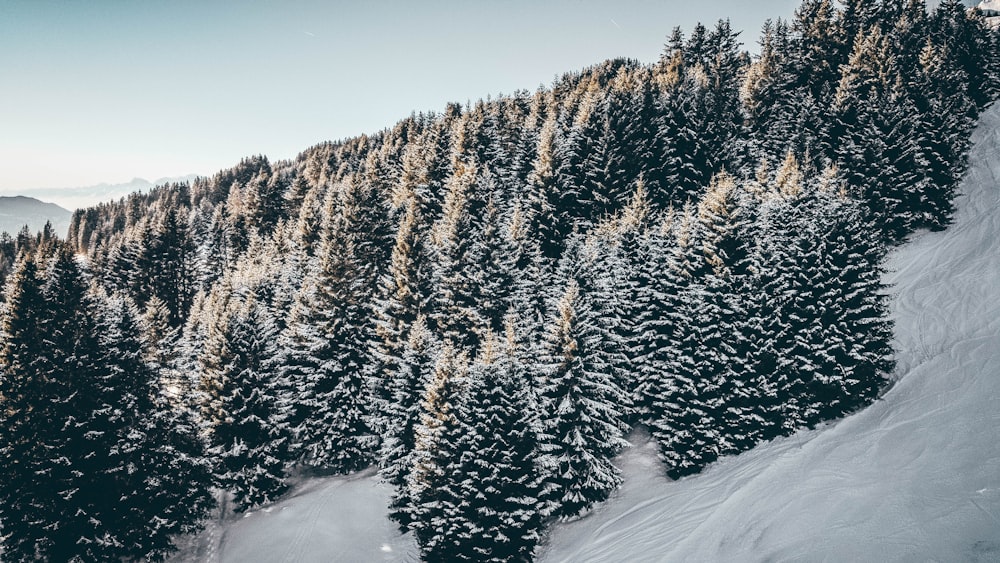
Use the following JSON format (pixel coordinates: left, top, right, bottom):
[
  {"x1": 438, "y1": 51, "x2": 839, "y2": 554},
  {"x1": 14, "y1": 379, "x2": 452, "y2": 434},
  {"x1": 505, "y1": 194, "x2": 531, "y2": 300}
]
[
  {"x1": 92, "y1": 293, "x2": 215, "y2": 560},
  {"x1": 404, "y1": 345, "x2": 469, "y2": 552},
  {"x1": 381, "y1": 316, "x2": 438, "y2": 527},
  {"x1": 417, "y1": 333, "x2": 546, "y2": 562},
  {"x1": 204, "y1": 298, "x2": 290, "y2": 512},
  {"x1": 538, "y1": 274, "x2": 631, "y2": 519},
  {"x1": 278, "y1": 182, "x2": 376, "y2": 472},
  {"x1": 0, "y1": 255, "x2": 54, "y2": 561}
]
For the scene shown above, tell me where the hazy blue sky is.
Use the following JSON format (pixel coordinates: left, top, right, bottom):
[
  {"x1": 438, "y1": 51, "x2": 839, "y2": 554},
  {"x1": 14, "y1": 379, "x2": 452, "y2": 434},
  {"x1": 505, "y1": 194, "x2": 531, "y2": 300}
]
[{"x1": 0, "y1": 0, "x2": 802, "y2": 192}]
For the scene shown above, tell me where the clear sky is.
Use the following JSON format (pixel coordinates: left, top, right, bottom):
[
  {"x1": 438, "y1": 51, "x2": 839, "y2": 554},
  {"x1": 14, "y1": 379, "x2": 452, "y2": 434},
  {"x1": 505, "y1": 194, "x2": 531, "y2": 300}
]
[{"x1": 0, "y1": 0, "x2": 802, "y2": 192}]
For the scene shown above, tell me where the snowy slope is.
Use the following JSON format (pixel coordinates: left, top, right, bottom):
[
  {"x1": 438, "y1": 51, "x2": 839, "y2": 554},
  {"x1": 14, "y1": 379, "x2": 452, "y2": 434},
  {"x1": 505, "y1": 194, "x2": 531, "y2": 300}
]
[
  {"x1": 540, "y1": 102, "x2": 1000, "y2": 562},
  {"x1": 169, "y1": 468, "x2": 416, "y2": 563},
  {"x1": 173, "y1": 103, "x2": 1000, "y2": 563},
  {"x1": 979, "y1": 0, "x2": 1000, "y2": 13}
]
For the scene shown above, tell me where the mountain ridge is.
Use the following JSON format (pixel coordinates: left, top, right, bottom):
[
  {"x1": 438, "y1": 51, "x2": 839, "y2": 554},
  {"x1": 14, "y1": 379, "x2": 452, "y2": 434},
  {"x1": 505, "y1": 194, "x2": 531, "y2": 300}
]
[
  {"x1": 1, "y1": 174, "x2": 201, "y2": 211},
  {"x1": 0, "y1": 195, "x2": 72, "y2": 238}
]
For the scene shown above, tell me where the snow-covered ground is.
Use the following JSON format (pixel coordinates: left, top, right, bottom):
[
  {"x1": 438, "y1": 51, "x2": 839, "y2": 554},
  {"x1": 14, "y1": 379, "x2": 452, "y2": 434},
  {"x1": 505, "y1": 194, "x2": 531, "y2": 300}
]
[
  {"x1": 979, "y1": 0, "x2": 1000, "y2": 13},
  {"x1": 173, "y1": 103, "x2": 1000, "y2": 562},
  {"x1": 977, "y1": 1, "x2": 1000, "y2": 27},
  {"x1": 169, "y1": 468, "x2": 416, "y2": 562}
]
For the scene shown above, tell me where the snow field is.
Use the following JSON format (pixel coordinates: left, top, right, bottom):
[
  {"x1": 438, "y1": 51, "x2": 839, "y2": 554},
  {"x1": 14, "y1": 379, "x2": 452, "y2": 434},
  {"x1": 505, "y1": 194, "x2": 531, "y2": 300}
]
[{"x1": 170, "y1": 468, "x2": 416, "y2": 562}]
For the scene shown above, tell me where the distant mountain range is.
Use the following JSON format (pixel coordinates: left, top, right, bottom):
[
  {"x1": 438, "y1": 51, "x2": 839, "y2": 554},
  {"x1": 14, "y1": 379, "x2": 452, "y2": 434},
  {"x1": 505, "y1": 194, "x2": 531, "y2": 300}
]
[
  {"x1": 0, "y1": 175, "x2": 200, "y2": 211},
  {"x1": 0, "y1": 196, "x2": 72, "y2": 238}
]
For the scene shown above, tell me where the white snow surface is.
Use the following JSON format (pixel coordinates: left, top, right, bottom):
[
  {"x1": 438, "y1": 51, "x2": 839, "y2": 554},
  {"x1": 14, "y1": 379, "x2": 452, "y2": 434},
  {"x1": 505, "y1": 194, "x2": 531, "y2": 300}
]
[
  {"x1": 173, "y1": 103, "x2": 1000, "y2": 562},
  {"x1": 169, "y1": 468, "x2": 417, "y2": 562},
  {"x1": 978, "y1": 0, "x2": 1000, "y2": 13}
]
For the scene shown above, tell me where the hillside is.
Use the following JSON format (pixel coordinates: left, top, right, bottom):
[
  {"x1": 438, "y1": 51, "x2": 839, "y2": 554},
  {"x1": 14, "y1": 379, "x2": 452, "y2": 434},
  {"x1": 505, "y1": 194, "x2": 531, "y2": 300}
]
[
  {"x1": 171, "y1": 86, "x2": 1000, "y2": 563},
  {"x1": 542, "y1": 95, "x2": 1000, "y2": 562},
  {"x1": 4, "y1": 2, "x2": 998, "y2": 561},
  {"x1": 0, "y1": 195, "x2": 72, "y2": 237}
]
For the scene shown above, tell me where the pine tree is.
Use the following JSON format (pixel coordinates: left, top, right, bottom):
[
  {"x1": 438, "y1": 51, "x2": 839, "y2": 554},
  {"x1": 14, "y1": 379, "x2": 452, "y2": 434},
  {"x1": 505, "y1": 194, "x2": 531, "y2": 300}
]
[
  {"x1": 30, "y1": 248, "x2": 108, "y2": 559},
  {"x1": 405, "y1": 345, "x2": 469, "y2": 551},
  {"x1": 652, "y1": 49, "x2": 711, "y2": 201},
  {"x1": 369, "y1": 195, "x2": 436, "y2": 452},
  {"x1": 910, "y1": 38, "x2": 976, "y2": 231},
  {"x1": 466, "y1": 192, "x2": 519, "y2": 336},
  {"x1": 627, "y1": 214, "x2": 682, "y2": 420},
  {"x1": 381, "y1": 316, "x2": 438, "y2": 527},
  {"x1": 538, "y1": 275, "x2": 631, "y2": 519},
  {"x1": 0, "y1": 248, "x2": 212, "y2": 561},
  {"x1": 643, "y1": 204, "x2": 739, "y2": 478},
  {"x1": 429, "y1": 161, "x2": 487, "y2": 349},
  {"x1": 0, "y1": 255, "x2": 54, "y2": 560},
  {"x1": 278, "y1": 183, "x2": 376, "y2": 472},
  {"x1": 420, "y1": 333, "x2": 545, "y2": 562},
  {"x1": 525, "y1": 114, "x2": 569, "y2": 258},
  {"x1": 93, "y1": 293, "x2": 215, "y2": 560},
  {"x1": 143, "y1": 204, "x2": 196, "y2": 326},
  {"x1": 204, "y1": 299, "x2": 290, "y2": 512}
]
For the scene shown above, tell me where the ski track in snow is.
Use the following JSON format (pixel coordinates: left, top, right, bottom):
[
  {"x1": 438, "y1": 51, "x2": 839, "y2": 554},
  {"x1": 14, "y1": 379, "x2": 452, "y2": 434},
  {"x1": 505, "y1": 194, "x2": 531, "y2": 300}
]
[
  {"x1": 539, "y1": 102, "x2": 1000, "y2": 562},
  {"x1": 172, "y1": 104, "x2": 1000, "y2": 563}
]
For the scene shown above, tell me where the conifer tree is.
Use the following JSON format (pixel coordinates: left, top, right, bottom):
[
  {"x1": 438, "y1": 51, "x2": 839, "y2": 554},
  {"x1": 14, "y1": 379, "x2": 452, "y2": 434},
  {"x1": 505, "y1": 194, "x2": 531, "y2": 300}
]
[
  {"x1": 404, "y1": 345, "x2": 469, "y2": 550},
  {"x1": 429, "y1": 162, "x2": 487, "y2": 349},
  {"x1": 204, "y1": 299, "x2": 290, "y2": 512},
  {"x1": 652, "y1": 48, "x2": 711, "y2": 201},
  {"x1": 278, "y1": 183, "x2": 376, "y2": 472},
  {"x1": 381, "y1": 316, "x2": 438, "y2": 526},
  {"x1": 626, "y1": 216, "x2": 681, "y2": 419},
  {"x1": 525, "y1": 114, "x2": 568, "y2": 258},
  {"x1": 538, "y1": 275, "x2": 631, "y2": 519},
  {"x1": 93, "y1": 293, "x2": 215, "y2": 560},
  {"x1": 1, "y1": 249, "x2": 213, "y2": 561},
  {"x1": 420, "y1": 333, "x2": 545, "y2": 562},
  {"x1": 467, "y1": 192, "x2": 520, "y2": 335},
  {"x1": 0, "y1": 255, "x2": 55, "y2": 560},
  {"x1": 30, "y1": 248, "x2": 108, "y2": 559},
  {"x1": 143, "y1": 204, "x2": 196, "y2": 326},
  {"x1": 370, "y1": 197, "x2": 436, "y2": 443}
]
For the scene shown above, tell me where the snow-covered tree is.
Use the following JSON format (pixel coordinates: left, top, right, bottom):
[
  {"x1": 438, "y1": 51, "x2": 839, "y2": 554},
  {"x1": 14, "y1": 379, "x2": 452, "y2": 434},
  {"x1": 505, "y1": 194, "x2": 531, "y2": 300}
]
[
  {"x1": 380, "y1": 316, "x2": 438, "y2": 526},
  {"x1": 278, "y1": 182, "x2": 376, "y2": 472},
  {"x1": 204, "y1": 298, "x2": 290, "y2": 512},
  {"x1": 538, "y1": 275, "x2": 631, "y2": 519},
  {"x1": 404, "y1": 345, "x2": 468, "y2": 545}
]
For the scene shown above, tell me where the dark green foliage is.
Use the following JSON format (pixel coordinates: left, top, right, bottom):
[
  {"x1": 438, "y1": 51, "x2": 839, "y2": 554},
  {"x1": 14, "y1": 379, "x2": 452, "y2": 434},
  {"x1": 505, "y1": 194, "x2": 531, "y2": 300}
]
[
  {"x1": 278, "y1": 181, "x2": 377, "y2": 472},
  {"x1": 404, "y1": 345, "x2": 469, "y2": 551},
  {"x1": 0, "y1": 250, "x2": 214, "y2": 562},
  {"x1": 409, "y1": 339, "x2": 545, "y2": 562},
  {"x1": 538, "y1": 274, "x2": 631, "y2": 518},
  {"x1": 0, "y1": 255, "x2": 53, "y2": 561},
  {"x1": 380, "y1": 317, "x2": 438, "y2": 528},
  {"x1": 204, "y1": 299, "x2": 290, "y2": 512},
  {"x1": 94, "y1": 294, "x2": 216, "y2": 559}
]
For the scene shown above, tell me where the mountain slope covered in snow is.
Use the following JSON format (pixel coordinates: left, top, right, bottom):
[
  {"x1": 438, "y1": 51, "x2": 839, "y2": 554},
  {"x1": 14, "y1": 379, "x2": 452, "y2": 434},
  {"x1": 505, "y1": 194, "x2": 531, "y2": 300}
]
[
  {"x1": 540, "y1": 100, "x2": 1000, "y2": 563},
  {"x1": 173, "y1": 101, "x2": 1000, "y2": 563}
]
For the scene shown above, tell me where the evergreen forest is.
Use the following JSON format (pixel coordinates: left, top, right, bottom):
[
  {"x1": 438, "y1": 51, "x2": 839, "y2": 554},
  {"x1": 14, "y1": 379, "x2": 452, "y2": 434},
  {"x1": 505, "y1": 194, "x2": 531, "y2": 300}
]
[{"x1": 2, "y1": 1, "x2": 999, "y2": 561}]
